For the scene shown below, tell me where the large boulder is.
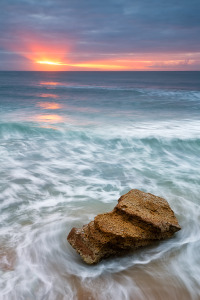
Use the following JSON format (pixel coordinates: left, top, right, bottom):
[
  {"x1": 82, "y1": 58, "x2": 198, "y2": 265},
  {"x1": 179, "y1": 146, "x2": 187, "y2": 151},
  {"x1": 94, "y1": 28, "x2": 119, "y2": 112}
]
[{"x1": 67, "y1": 189, "x2": 181, "y2": 264}]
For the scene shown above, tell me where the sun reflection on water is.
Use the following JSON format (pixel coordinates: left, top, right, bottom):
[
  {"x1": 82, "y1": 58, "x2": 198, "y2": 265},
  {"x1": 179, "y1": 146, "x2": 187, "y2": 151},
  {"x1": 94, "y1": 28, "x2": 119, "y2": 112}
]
[
  {"x1": 34, "y1": 114, "x2": 63, "y2": 123},
  {"x1": 40, "y1": 81, "x2": 61, "y2": 86},
  {"x1": 34, "y1": 100, "x2": 64, "y2": 127},
  {"x1": 39, "y1": 94, "x2": 59, "y2": 99},
  {"x1": 37, "y1": 102, "x2": 62, "y2": 110}
]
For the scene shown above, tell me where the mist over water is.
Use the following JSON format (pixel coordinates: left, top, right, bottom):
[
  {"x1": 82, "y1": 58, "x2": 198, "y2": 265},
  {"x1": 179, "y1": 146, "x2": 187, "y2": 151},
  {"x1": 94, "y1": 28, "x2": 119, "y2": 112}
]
[{"x1": 0, "y1": 71, "x2": 200, "y2": 300}]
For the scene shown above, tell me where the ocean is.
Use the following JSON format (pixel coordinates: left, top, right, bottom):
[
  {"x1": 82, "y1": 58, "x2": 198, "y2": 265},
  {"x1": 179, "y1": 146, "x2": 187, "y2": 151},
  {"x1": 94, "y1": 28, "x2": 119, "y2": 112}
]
[{"x1": 0, "y1": 71, "x2": 200, "y2": 300}]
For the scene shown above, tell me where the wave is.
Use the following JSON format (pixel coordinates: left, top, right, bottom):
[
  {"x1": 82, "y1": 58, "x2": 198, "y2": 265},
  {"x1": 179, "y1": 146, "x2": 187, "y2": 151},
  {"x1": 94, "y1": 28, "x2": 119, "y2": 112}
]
[
  {"x1": 39, "y1": 80, "x2": 200, "y2": 93},
  {"x1": 1, "y1": 118, "x2": 200, "y2": 138},
  {"x1": 0, "y1": 119, "x2": 200, "y2": 300},
  {"x1": 0, "y1": 122, "x2": 63, "y2": 139},
  {"x1": 1, "y1": 71, "x2": 200, "y2": 299},
  {"x1": 1, "y1": 190, "x2": 200, "y2": 299}
]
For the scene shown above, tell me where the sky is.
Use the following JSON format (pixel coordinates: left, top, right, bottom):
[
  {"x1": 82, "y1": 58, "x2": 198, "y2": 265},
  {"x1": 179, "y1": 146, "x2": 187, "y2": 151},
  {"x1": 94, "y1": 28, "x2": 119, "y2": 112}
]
[{"x1": 0, "y1": 0, "x2": 200, "y2": 71}]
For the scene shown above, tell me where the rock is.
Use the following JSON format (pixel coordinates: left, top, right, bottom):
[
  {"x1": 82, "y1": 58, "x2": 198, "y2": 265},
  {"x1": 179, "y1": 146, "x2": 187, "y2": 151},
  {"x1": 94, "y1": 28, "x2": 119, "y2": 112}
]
[{"x1": 67, "y1": 189, "x2": 181, "y2": 264}]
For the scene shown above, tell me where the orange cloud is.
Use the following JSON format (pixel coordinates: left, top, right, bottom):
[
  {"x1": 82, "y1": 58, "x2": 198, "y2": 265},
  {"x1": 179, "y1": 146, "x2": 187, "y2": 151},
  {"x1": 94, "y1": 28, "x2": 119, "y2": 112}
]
[
  {"x1": 65, "y1": 58, "x2": 153, "y2": 70},
  {"x1": 34, "y1": 56, "x2": 196, "y2": 70}
]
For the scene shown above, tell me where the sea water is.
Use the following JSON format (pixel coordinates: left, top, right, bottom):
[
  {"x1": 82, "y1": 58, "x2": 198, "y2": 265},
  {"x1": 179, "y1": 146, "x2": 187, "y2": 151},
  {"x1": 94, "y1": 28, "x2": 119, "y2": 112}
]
[{"x1": 0, "y1": 71, "x2": 200, "y2": 300}]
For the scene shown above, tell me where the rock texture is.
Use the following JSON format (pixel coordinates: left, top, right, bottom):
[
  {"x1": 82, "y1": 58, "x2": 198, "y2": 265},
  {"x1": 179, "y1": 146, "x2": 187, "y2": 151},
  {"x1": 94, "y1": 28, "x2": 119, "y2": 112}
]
[{"x1": 67, "y1": 189, "x2": 181, "y2": 264}]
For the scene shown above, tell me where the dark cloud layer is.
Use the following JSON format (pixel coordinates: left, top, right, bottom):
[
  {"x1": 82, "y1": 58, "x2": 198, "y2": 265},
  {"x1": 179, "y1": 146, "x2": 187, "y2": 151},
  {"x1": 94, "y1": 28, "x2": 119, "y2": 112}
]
[{"x1": 0, "y1": 0, "x2": 200, "y2": 69}]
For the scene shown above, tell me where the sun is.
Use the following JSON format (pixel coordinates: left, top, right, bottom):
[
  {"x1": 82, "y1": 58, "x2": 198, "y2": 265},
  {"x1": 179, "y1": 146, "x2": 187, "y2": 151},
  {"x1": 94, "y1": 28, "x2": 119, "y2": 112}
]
[
  {"x1": 36, "y1": 60, "x2": 68, "y2": 66},
  {"x1": 35, "y1": 59, "x2": 69, "y2": 70}
]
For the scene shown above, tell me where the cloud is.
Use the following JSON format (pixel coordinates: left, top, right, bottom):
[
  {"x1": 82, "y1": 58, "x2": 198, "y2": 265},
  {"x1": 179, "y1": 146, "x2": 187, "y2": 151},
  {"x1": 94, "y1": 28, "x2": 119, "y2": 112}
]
[{"x1": 0, "y1": 0, "x2": 200, "y2": 70}]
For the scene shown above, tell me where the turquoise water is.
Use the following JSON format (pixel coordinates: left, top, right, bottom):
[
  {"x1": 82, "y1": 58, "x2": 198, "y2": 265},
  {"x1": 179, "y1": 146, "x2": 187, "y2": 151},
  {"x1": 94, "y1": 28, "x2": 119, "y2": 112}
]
[{"x1": 0, "y1": 71, "x2": 200, "y2": 299}]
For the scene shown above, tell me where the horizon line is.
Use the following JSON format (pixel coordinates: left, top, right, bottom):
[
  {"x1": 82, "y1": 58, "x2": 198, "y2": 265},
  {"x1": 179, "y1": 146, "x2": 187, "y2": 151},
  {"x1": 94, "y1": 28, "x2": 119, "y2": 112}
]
[{"x1": 0, "y1": 70, "x2": 199, "y2": 72}]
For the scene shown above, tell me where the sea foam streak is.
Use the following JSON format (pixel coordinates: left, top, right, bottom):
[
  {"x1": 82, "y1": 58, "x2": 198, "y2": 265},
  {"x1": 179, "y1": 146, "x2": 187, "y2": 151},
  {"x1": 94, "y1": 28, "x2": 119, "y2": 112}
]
[{"x1": 0, "y1": 71, "x2": 200, "y2": 299}]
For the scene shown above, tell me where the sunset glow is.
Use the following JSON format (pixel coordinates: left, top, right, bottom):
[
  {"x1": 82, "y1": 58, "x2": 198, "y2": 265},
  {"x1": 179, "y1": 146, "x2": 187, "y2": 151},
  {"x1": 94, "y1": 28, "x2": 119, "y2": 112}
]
[
  {"x1": 2, "y1": 30, "x2": 198, "y2": 71},
  {"x1": 1, "y1": 0, "x2": 200, "y2": 71},
  {"x1": 35, "y1": 56, "x2": 154, "y2": 70},
  {"x1": 3, "y1": 30, "x2": 195, "y2": 71},
  {"x1": 36, "y1": 60, "x2": 68, "y2": 66},
  {"x1": 3, "y1": 32, "x2": 71, "y2": 70},
  {"x1": 32, "y1": 53, "x2": 197, "y2": 71}
]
